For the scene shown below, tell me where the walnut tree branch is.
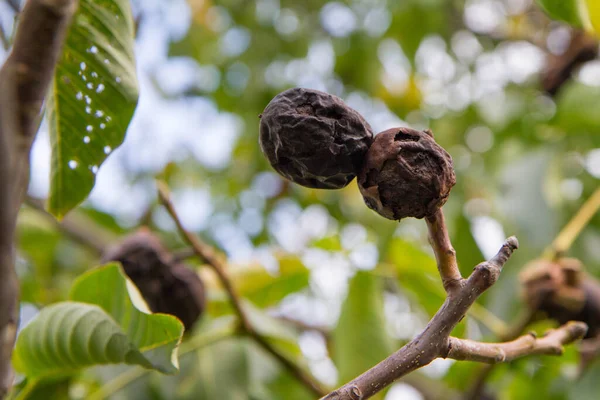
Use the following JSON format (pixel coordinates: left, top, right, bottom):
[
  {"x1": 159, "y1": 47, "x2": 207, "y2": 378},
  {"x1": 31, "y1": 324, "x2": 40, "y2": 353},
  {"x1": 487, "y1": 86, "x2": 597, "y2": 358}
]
[
  {"x1": 0, "y1": 0, "x2": 77, "y2": 396},
  {"x1": 322, "y1": 234, "x2": 519, "y2": 400},
  {"x1": 323, "y1": 214, "x2": 584, "y2": 400},
  {"x1": 156, "y1": 181, "x2": 327, "y2": 397},
  {"x1": 446, "y1": 321, "x2": 587, "y2": 363}
]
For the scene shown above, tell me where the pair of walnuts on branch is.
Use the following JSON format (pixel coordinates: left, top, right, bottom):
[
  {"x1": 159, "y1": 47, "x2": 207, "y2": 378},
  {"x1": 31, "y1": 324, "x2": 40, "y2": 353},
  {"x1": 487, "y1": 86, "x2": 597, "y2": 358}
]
[
  {"x1": 259, "y1": 87, "x2": 456, "y2": 220},
  {"x1": 103, "y1": 87, "x2": 592, "y2": 400}
]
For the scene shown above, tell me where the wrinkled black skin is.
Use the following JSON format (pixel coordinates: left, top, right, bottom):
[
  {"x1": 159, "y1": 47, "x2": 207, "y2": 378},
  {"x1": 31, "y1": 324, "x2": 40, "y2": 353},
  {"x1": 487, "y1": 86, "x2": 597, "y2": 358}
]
[
  {"x1": 259, "y1": 87, "x2": 373, "y2": 189},
  {"x1": 102, "y1": 231, "x2": 205, "y2": 331},
  {"x1": 358, "y1": 128, "x2": 456, "y2": 220}
]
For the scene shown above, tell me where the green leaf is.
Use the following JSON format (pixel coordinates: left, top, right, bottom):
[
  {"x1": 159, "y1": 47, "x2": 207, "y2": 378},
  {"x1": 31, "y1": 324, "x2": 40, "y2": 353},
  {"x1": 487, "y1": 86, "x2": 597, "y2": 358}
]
[
  {"x1": 332, "y1": 271, "x2": 394, "y2": 398},
  {"x1": 12, "y1": 264, "x2": 184, "y2": 380},
  {"x1": 556, "y1": 82, "x2": 600, "y2": 141},
  {"x1": 536, "y1": 0, "x2": 585, "y2": 27},
  {"x1": 195, "y1": 339, "x2": 250, "y2": 400},
  {"x1": 12, "y1": 302, "x2": 155, "y2": 378},
  {"x1": 387, "y1": 238, "x2": 445, "y2": 317},
  {"x1": 209, "y1": 256, "x2": 310, "y2": 316},
  {"x1": 69, "y1": 263, "x2": 184, "y2": 372},
  {"x1": 586, "y1": 0, "x2": 600, "y2": 33},
  {"x1": 235, "y1": 257, "x2": 310, "y2": 308},
  {"x1": 48, "y1": 0, "x2": 138, "y2": 217}
]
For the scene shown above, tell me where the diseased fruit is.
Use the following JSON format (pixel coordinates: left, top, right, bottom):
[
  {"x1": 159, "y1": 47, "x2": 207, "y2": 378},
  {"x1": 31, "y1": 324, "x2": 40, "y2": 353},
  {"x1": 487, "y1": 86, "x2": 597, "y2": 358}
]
[
  {"x1": 102, "y1": 229, "x2": 205, "y2": 331},
  {"x1": 259, "y1": 87, "x2": 373, "y2": 189},
  {"x1": 520, "y1": 258, "x2": 600, "y2": 339},
  {"x1": 358, "y1": 127, "x2": 456, "y2": 220}
]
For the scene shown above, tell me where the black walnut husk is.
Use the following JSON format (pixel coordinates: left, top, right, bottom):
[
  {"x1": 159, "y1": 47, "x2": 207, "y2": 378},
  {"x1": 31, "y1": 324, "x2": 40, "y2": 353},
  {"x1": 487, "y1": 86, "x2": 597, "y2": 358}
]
[
  {"x1": 520, "y1": 258, "x2": 600, "y2": 339},
  {"x1": 358, "y1": 127, "x2": 456, "y2": 220},
  {"x1": 259, "y1": 87, "x2": 373, "y2": 189},
  {"x1": 102, "y1": 229, "x2": 205, "y2": 331}
]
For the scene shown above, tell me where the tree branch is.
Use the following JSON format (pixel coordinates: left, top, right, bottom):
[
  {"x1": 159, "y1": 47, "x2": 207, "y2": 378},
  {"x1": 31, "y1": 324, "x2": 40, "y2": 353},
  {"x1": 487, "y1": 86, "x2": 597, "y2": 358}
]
[
  {"x1": 322, "y1": 234, "x2": 519, "y2": 400},
  {"x1": 0, "y1": 0, "x2": 77, "y2": 396},
  {"x1": 323, "y1": 214, "x2": 584, "y2": 400},
  {"x1": 425, "y1": 210, "x2": 462, "y2": 292},
  {"x1": 445, "y1": 321, "x2": 587, "y2": 363},
  {"x1": 156, "y1": 181, "x2": 327, "y2": 397}
]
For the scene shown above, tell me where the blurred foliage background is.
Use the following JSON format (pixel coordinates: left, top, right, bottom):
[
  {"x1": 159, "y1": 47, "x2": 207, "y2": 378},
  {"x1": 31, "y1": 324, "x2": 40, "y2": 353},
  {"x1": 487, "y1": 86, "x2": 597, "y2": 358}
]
[{"x1": 2, "y1": 0, "x2": 600, "y2": 398}]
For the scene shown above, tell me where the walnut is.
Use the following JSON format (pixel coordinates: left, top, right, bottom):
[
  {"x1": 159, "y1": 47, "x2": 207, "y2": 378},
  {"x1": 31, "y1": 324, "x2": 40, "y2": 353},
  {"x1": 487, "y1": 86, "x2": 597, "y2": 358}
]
[
  {"x1": 102, "y1": 229, "x2": 205, "y2": 331},
  {"x1": 358, "y1": 127, "x2": 456, "y2": 220},
  {"x1": 259, "y1": 87, "x2": 373, "y2": 189}
]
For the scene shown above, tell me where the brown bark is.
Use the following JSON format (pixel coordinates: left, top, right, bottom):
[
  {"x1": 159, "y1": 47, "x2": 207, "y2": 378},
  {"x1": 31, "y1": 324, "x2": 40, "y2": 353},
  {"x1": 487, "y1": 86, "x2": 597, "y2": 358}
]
[{"x1": 0, "y1": 0, "x2": 78, "y2": 396}]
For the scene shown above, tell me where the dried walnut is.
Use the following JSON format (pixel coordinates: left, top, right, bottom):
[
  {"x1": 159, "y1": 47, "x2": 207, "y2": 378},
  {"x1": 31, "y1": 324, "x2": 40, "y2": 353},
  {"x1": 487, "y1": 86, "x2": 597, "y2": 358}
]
[
  {"x1": 102, "y1": 229, "x2": 206, "y2": 331},
  {"x1": 358, "y1": 127, "x2": 456, "y2": 220},
  {"x1": 259, "y1": 87, "x2": 373, "y2": 189}
]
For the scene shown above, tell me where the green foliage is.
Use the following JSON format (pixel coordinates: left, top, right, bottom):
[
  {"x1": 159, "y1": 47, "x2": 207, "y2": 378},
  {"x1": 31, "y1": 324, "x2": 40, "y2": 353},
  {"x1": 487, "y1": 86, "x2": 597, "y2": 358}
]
[
  {"x1": 13, "y1": 302, "x2": 160, "y2": 377},
  {"x1": 208, "y1": 256, "x2": 310, "y2": 316},
  {"x1": 7, "y1": 0, "x2": 600, "y2": 398},
  {"x1": 232, "y1": 257, "x2": 310, "y2": 309},
  {"x1": 536, "y1": 0, "x2": 585, "y2": 27},
  {"x1": 193, "y1": 339, "x2": 251, "y2": 400},
  {"x1": 69, "y1": 264, "x2": 184, "y2": 372},
  {"x1": 13, "y1": 264, "x2": 183, "y2": 387},
  {"x1": 333, "y1": 271, "x2": 394, "y2": 397},
  {"x1": 47, "y1": 0, "x2": 138, "y2": 217}
]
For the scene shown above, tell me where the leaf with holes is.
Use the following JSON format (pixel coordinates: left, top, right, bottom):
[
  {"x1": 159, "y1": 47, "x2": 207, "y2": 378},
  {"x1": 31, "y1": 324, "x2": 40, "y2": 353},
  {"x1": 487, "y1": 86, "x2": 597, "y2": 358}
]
[
  {"x1": 12, "y1": 264, "x2": 183, "y2": 380},
  {"x1": 47, "y1": 0, "x2": 138, "y2": 218}
]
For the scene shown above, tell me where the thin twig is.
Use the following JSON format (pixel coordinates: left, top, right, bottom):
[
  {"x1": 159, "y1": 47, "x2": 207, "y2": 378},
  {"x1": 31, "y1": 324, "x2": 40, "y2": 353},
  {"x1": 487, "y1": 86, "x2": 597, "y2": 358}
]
[
  {"x1": 425, "y1": 210, "x2": 462, "y2": 293},
  {"x1": 0, "y1": 26, "x2": 9, "y2": 50},
  {"x1": 157, "y1": 182, "x2": 251, "y2": 331},
  {"x1": 446, "y1": 321, "x2": 586, "y2": 363},
  {"x1": 466, "y1": 304, "x2": 540, "y2": 400},
  {"x1": 156, "y1": 181, "x2": 327, "y2": 397},
  {"x1": 467, "y1": 187, "x2": 600, "y2": 399},
  {"x1": 545, "y1": 187, "x2": 600, "y2": 259},
  {"x1": 323, "y1": 212, "x2": 584, "y2": 400},
  {"x1": 0, "y1": 0, "x2": 77, "y2": 397},
  {"x1": 322, "y1": 234, "x2": 520, "y2": 400},
  {"x1": 172, "y1": 247, "x2": 195, "y2": 263}
]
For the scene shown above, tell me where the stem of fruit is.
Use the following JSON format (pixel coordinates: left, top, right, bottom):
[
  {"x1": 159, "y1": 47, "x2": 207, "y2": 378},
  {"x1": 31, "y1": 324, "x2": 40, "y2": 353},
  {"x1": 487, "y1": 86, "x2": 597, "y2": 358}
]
[
  {"x1": 425, "y1": 210, "x2": 463, "y2": 294},
  {"x1": 157, "y1": 181, "x2": 328, "y2": 397}
]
